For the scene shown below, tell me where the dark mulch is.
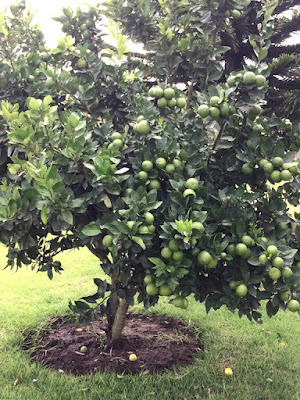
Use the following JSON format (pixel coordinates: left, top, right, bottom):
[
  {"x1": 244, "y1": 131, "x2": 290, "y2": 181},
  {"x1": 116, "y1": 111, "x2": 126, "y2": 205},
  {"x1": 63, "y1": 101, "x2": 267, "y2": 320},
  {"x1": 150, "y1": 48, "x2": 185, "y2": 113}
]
[{"x1": 25, "y1": 313, "x2": 203, "y2": 375}]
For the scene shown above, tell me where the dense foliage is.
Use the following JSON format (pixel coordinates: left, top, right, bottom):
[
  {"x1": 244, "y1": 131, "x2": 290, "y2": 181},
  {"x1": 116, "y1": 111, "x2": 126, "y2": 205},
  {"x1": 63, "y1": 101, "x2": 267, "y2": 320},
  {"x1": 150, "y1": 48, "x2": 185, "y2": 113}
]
[{"x1": 0, "y1": 0, "x2": 299, "y2": 345}]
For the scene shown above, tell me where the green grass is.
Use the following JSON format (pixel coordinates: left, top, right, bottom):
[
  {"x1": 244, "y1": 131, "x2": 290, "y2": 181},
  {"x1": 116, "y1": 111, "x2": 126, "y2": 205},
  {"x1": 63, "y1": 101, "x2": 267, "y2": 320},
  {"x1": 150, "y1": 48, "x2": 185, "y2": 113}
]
[{"x1": 0, "y1": 243, "x2": 300, "y2": 400}]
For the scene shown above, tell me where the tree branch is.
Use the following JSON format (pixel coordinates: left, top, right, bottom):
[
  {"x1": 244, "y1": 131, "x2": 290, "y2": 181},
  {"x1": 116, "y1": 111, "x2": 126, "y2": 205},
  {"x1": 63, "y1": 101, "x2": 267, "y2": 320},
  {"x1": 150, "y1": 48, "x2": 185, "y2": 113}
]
[{"x1": 87, "y1": 244, "x2": 110, "y2": 264}]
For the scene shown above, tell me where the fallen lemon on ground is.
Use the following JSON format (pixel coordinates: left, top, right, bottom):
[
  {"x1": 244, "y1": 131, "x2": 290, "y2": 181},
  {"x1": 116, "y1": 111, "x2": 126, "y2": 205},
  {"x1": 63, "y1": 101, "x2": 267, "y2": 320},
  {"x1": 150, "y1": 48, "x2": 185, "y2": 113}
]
[
  {"x1": 129, "y1": 354, "x2": 137, "y2": 362},
  {"x1": 225, "y1": 368, "x2": 233, "y2": 375}
]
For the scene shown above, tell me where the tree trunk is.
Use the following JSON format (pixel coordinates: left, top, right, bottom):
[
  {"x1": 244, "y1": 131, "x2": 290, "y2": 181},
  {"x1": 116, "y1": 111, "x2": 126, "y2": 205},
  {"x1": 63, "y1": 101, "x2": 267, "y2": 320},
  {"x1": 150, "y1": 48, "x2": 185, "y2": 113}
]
[{"x1": 110, "y1": 298, "x2": 129, "y2": 346}]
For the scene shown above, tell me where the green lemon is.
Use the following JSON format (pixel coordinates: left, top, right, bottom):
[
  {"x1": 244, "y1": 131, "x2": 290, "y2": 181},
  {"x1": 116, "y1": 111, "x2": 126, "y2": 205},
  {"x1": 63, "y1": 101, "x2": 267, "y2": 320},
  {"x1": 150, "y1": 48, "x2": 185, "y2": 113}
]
[
  {"x1": 176, "y1": 98, "x2": 186, "y2": 108},
  {"x1": 267, "y1": 245, "x2": 278, "y2": 257},
  {"x1": 287, "y1": 299, "x2": 300, "y2": 312},
  {"x1": 220, "y1": 103, "x2": 229, "y2": 116},
  {"x1": 137, "y1": 115, "x2": 145, "y2": 123},
  {"x1": 270, "y1": 170, "x2": 281, "y2": 183},
  {"x1": 243, "y1": 71, "x2": 256, "y2": 85},
  {"x1": 137, "y1": 171, "x2": 148, "y2": 180},
  {"x1": 258, "y1": 159, "x2": 268, "y2": 168},
  {"x1": 159, "y1": 284, "x2": 171, "y2": 296},
  {"x1": 111, "y1": 132, "x2": 123, "y2": 141},
  {"x1": 272, "y1": 157, "x2": 283, "y2": 168},
  {"x1": 157, "y1": 97, "x2": 168, "y2": 108},
  {"x1": 198, "y1": 104, "x2": 210, "y2": 118},
  {"x1": 255, "y1": 75, "x2": 267, "y2": 87},
  {"x1": 197, "y1": 251, "x2": 212, "y2": 266},
  {"x1": 144, "y1": 212, "x2": 154, "y2": 225},
  {"x1": 192, "y1": 222, "x2": 204, "y2": 234},
  {"x1": 153, "y1": 86, "x2": 164, "y2": 98},
  {"x1": 164, "y1": 88, "x2": 175, "y2": 99},
  {"x1": 138, "y1": 225, "x2": 149, "y2": 234},
  {"x1": 149, "y1": 179, "x2": 161, "y2": 190},
  {"x1": 282, "y1": 267, "x2": 293, "y2": 279},
  {"x1": 235, "y1": 284, "x2": 248, "y2": 297},
  {"x1": 235, "y1": 243, "x2": 248, "y2": 257},
  {"x1": 168, "y1": 240, "x2": 179, "y2": 251},
  {"x1": 263, "y1": 162, "x2": 274, "y2": 174},
  {"x1": 137, "y1": 120, "x2": 150, "y2": 134},
  {"x1": 186, "y1": 178, "x2": 199, "y2": 190},
  {"x1": 173, "y1": 158, "x2": 182, "y2": 169},
  {"x1": 210, "y1": 96, "x2": 220, "y2": 106},
  {"x1": 161, "y1": 247, "x2": 172, "y2": 259},
  {"x1": 269, "y1": 267, "x2": 281, "y2": 280},
  {"x1": 259, "y1": 254, "x2": 268, "y2": 265},
  {"x1": 272, "y1": 257, "x2": 284, "y2": 269},
  {"x1": 165, "y1": 164, "x2": 176, "y2": 174},
  {"x1": 142, "y1": 160, "x2": 153, "y2": 171},
  {"x1": 144, "y1": 275, "x2": 153, "y2": 284},
  {"x1": 279, "y1": 292, "x2": 289, "y2": 302},
  {"x1": 242, "y1": 163, "x2": 253, "y2": 175},
  {"x1": 168, "y1": 98, "x2": 177, "y2": 108},
  {"x1": 210, "y1": 107, "x2": 220, "y2": 119},
  {"x1": 156, "y1": 157, "x2": 167, "y2": 168},
  {"x1": 281, "y1": 170, "x2": 292, "y2": 181},
  {"x1": 103, "y1": 234, "x2": 113, "y2": 247},
  {"x1": 146, "y1": 283, "x2": 158, "y2": 296},
  {"x1": 173, "y1": 250, "x2": 184, "y2": 261},
  {"x1": 227, "y1": 76, "x2": 236, "y2": 87},
  {"x1": 183, "y1": 189, "x2": 196, "y2": 198},
  {"x1": 231, "y1": 9, "x2": 241, "y2": 19},
  {"x1": 76, "y1": 59, "x2": 87, "y2": 69},
  {"x1": 242, "y1": 235, "x2": 255, "y2": 247}
]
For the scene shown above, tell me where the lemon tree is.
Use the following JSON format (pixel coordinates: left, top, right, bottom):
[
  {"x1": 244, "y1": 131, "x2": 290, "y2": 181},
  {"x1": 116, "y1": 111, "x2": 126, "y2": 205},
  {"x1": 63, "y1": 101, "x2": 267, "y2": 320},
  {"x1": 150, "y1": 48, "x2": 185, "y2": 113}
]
[{"x1": 0, "y1": 0, "x2": 299, "y2": 346}]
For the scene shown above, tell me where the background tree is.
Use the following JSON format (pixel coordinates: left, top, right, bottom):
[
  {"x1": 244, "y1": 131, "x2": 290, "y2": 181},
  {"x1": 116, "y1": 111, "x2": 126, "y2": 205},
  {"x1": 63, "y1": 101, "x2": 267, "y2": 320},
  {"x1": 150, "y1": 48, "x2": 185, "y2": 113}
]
[{"x1": 0, "y1": 0, "x2": 299, "y2": 347}]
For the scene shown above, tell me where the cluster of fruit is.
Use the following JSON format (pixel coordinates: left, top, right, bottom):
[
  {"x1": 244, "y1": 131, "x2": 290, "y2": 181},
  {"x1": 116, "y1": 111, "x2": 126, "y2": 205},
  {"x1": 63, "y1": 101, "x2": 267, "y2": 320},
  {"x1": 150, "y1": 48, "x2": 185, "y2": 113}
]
[
  {"x1": 144, "y1": 274, "x2": 189, "y2": 309},
  {"x1": 107, "y1": 132, "x2": 124, "y2": 151},
  {"x1": 198, "y1": 97, "x2": 233, "y2": 120},
  {"x1": 258, "y1": 245, "x2": 293, "y2": 281},
  {"x1": 227, "y1": 71, "x2": 267, "y2": 88},
  {"x1": 242, "y1": 156, "x2": 298, "y2": 182},
  {"x1": 133, "y1": 212, "x2": 156, "y2": 235},
  {"x1": 133, "y1": 115, "x2": 151, "y2": 135},
  {"x1": 148, "y1": 86, "x2": 186, "y2": 110}
]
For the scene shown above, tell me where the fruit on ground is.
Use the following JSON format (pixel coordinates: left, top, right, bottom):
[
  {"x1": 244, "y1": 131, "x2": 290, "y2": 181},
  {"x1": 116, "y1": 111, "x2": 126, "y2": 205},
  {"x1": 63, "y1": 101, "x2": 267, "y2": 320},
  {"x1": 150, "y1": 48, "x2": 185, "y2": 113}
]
[
  {"x1": 144, "y1": 275, "x2": 153, "y2": 284},
  {"x1": 287, "y1": 299, "x2": 300, "y2": 312},
  {"x1": 156, "y1": 157, "x2": 167, "y2": 168},
  {"x1": 243, "y1": 71, "x2": 256, "y2": 85},
  {"x1": 161, "y1": 247, "x2": 172, "y2": 259},
  {"x1": 103, "y1": 234, "x2": 113, "y2": 247},
  {"x1": 146, "y1": 283, "x2": 158, "y2": 295},
  {"x1": 269, "y1": 267, "x2": 281, "y2": 280},
  {"x1": 80, "y1": 346, "x2": 87, "y2": 353},
  {"x1": 267, "y1": 245, "x2": 278, "y2": 257},
  {"x1": 159, "y1": 284, "x2": 171, "y2": 296},
  {"x1": 272, "y1": 257, "x2": 284, "y2": 269},
  {"x1": 129, "y1": 354, "x2": 137, "y2": 361},
  {"x1": 235, "y1": 243, "x2": 248, "y2": 257},
  {"x1": 185, "y1": 178, "x2": 199, "y2": 190},
  {"x1": 197, "y1": 251, "x2": 212, "y2": 265},
  {"x1": 225, "y1": 368, "x2": 233, "y2": 376},
  {"x1": 236, "y1": 284, "x2": 248, "y2": 297},
  {"x1": 198, "y1": 104, "x2": 210, "y2": 118},
  {"x1": 142, "y1": 160, "x2": 153, "y2": 171},
  {"x1": 173, "y1": 296, "x2": 188, "y2": 309}
]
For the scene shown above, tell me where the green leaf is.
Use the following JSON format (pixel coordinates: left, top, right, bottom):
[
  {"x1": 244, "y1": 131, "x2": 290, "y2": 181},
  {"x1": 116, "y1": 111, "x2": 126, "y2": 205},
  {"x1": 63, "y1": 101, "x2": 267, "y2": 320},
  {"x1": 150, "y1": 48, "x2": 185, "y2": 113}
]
[
  {"x1": 81, "y1": 222, "x2": 101, "y2": 236},
  {"x1": 132, "y1": 236, "x2": 146, "y2": 250},
  {"x1": 148, "y1": 258, "x2": 166, "y2": 268},
  {"x1": 41, "y1": 205, "x2": 47, "y2": 225},
  {"x1": 62, "y1": 210, "x2": 73, "y2": 225}
]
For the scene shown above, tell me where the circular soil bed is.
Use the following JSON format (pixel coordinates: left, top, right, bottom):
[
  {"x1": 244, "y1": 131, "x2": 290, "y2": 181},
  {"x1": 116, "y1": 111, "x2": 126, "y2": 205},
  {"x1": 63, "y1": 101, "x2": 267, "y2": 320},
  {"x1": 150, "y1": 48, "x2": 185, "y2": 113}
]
[{"x1": 26, "y1": 313, "x2": 203, "y2": 375}]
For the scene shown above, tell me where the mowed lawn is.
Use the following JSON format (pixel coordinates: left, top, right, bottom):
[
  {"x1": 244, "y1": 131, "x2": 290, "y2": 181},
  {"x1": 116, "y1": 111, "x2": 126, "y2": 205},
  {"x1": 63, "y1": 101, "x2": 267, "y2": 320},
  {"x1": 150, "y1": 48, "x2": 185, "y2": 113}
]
[{"x1": 0, "y1": 243, "x2": 300, "y2": 400}]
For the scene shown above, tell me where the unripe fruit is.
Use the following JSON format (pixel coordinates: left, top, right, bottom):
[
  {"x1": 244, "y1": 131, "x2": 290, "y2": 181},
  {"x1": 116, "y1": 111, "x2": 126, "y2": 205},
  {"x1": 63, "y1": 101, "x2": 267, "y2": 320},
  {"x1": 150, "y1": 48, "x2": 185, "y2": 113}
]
[
  {"x1": 156, "y1": 157, "x2": 167, "y2": 168},
  {"x1": 281, "y1": 170, "x2": 292, "y2": 181},
  {"x1": 164, "y1": 88, "x2": 175, "y2": 99},
  {"x1": 144, "y1": 275, "x2": 153, "y2": 284},
  {"x1": 76, "y1": 59, "x2": 87, "y2": 69},
  {"x1": 137, "y1": 115, "x2": 145, "y2": 123},
  {"x1": 103, "y1": 234, "x2": 113, "y2": 247},
  {"x1": 272, "y1": 257, "x2": 284, "y2": 269},
  {"x1": 241, "y1": 248, "x2": 251, "y2": 260},
  {"x1": 146, "y1": 283, "x2": 158, "y2": 295},
  {"x1": 127, "y1": 221, "x2": 135, "y2": 229},
  {"x1": 153, "y1": 86, "x2": 164, "y2": 98},
  {"x1": 192, "y1": 221, "x2": 204, "y2": 234},
  {"x1": 227, "y1": 76, "x2": 236, "y2": 87},
  {"x1": 242, "y1": 235, "x2": 255, "y2": 247},
  {"x1": 161, "y1": 247, "x2": 172, "y2": 259},
  {"x1": 142, "y1": 160, "x2": 153, "y2": 171},
  {"x1": 226, "y1": 244, "x2": 236, "y2": 256},
  {"x1": 210, "y1": 107, "x2": 220, "y2": 119},
  {"x1": 168, "y1": 98, "x2": 177, "y2": 108},
  {"x1": 272, "y1": 157, "x2": 283, "y2": 168},
  {"x1": 186, "y1": 178, "x2": 199, "y2": 190},
  {"x1": 183, "y1": 189, "x2": 196, "y2": 198},
  {"x1": 159, "y1": 284, "x2": 171, "y2": 296},
  {"x1": 269, "y1": 267, "x2": 281, "y2": 280},
  {"x1": 137, "y1": 171, "x2": 148, "y2": 180},
  {"x1": 173, "y1": 250, "x2": 184, "y2": 261},
  {"x1": 148, "y1": 225, "x2": 155, "y2": 233},
  {"x1": 242, "y1": 163, "x2": 253, "y2": 175},
  {"x1": 259, "y1": 159, "x2": 268, "y2": 168},
  {"x1": 249, "y1": 105, "x2": 262, "y2": 117},
  {"x1": 287, "y1": 299, "x2": 300, "y2": 312},
  {"x1": 278, "y1": 222, "x2": 288, "y2": 231},
  {"x1": 267, "y1": 245, "x2": 278, "y2": 257},
  {"x1": 229, "y1": 281, "x2": 238, "y2": 289},
  {"x1": 235, "y1": 284, "x2": 248, "y2": 297},
  {"x1": 138, "y1": 225, "x2": 149, "y2": 234},
  {"x1": 231, "y1": 9, "x2": 241, "y2": 19},
  {"x1": 112, "y1": 139, "x2": 123, "y2": 149},
  {"x1": 177, "y1": 98, "x2": 186, "y2": 108},
  {"x1": 45, "y1": 78, "x2": 55, "y2": 88},
  {"x1": 198, "y1": 251, "x2": 212, "y2": 266},
  {"x1": 270, "y1": 170, "x2": 281, "y2": 183},
  {"x1": 279, "y1": 292, "x2": 289, "y2": 302},
  {"x1": 255, "y1": 75, "x2": 267, "y2": 87},
  {"x1": 165, "y1": 164, "x2": 176, "y2": 174},
  {"x1": 168, "y1": 240, "x2": 179, "y2": 251},
  {"x1": 179, "y1": 149, "x2": 188, "y2": 161},
  {"x1": 259, "y1": 254, "x2": 268, "y2": 265},
  {"x1": 157, "y1": 97, "x2": 168, "y2": 108},
  {"x1": 111, "y1": 132, "x2": 123, "y2": 141},
  {"x1": 253, "y1": 124, "x2": 264, "y2": 134},
  {"x1": 144, "y1": 212, "x2": 154, "y2": 225},
  {"x1": 173, "y1": 296, "x2": 185, "y2": 308},
  {"x1": 207, "y1": 257, "x2": 218, "y2": 269},
  {"x1": 173, "y1": 158, "x2": 182, "y2": 169},
  {"x1": 235, "y1": 243, "x2": 248, "y2": 257},
  {"x1": 263, "y1": 162, "x2": 274, "y2": 174},
  {"x1": 220, "y1": 103, "x2": 229, "y2": 116},
  {"x1": 149, "y1": 179, "x2": 161, "y2": 190},
  {"x1": 137, "y1": 120, "x2": 150, "y2": 134},
  {"x1": 282, "y1": 267, "x2": 293, "y2": 279},
  {"x1": 80, "y1": 346, "x2": 87, "y2": 353},
  {"x1": 243, "y1": 71, "x2": 256, "y2": 85},
  {"x1": 198, "y1": 104, "x2": 210, "y2": 118},
  {"x1": 210, "y1": 96, "x2": 220, "y2": 106}
]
